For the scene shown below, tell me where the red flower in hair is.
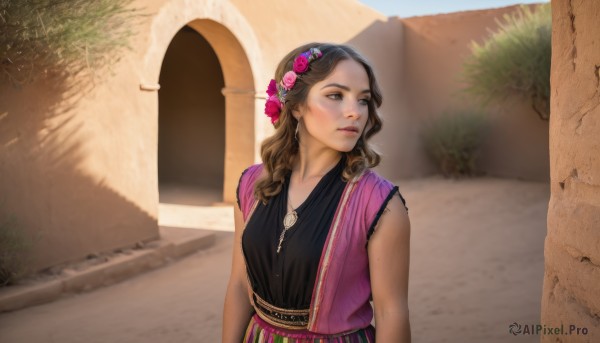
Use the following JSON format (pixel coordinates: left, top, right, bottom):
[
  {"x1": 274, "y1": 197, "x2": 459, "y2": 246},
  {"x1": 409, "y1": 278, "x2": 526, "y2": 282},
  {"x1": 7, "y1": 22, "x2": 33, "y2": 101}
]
[
  {"x1": 293, "y1": 55, "x2": 309, "y2": 73},
  {"x1": 264, "y1": 95, "x2": 282, "y2": 124},
  {"x1": 266, "y1": 79, "x2": 277, "y2": 97}
]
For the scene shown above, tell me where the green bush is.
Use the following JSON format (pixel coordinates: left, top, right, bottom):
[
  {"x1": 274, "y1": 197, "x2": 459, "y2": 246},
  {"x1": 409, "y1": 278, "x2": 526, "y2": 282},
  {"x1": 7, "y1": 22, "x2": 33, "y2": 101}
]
[
  {"x1": 422, "y1": 111, "x2": 487, "y2": 177},
  {"x1": 462, "y1": 4, "x2": 551, "y2": 120},
  {"x1": 0, "y1": 0, "x2": 138, "y2": 86},
  {"x1": 0, "y1": 215, "x2": 31, "y2": 286}
]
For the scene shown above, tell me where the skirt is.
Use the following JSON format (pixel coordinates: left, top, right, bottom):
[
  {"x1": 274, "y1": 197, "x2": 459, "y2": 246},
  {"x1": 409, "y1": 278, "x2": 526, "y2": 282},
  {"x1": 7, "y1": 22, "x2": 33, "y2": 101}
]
[{"x1": 243, "y1": 314, "x2": 376, "y2": 343}]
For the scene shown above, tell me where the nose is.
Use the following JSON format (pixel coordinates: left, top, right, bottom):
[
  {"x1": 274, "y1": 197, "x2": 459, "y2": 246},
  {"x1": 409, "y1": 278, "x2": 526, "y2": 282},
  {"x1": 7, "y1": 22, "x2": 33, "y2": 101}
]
[{"x1": 344, "y1": 98, "x2": 362, "y2": 119}]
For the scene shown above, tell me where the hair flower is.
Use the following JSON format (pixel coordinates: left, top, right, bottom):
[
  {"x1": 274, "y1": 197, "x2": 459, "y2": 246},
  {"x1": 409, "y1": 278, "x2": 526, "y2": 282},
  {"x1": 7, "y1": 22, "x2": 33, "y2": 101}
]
[
  {"x1": 281, "y1": 71, "x2": 297, "y2": 90},
  {"x1": 264, "y1": 47, "x2": 323, "y2": 126},
  {"x1": 264, "y1": 95, "x2": 282, "y2": 124},
  {"x1": 293, "y1": 55, "x2": 309, "y2": 73},
  {"x1": 266, "y1": 79, "x2": 278, "y2": 97}
]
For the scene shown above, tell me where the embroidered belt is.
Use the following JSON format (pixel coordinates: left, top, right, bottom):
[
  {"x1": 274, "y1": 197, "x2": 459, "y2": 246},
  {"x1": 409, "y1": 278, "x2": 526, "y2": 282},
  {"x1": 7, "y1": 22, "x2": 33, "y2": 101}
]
[{"x1": 252, "y1": 293, "x2": 309, "y2": 330}]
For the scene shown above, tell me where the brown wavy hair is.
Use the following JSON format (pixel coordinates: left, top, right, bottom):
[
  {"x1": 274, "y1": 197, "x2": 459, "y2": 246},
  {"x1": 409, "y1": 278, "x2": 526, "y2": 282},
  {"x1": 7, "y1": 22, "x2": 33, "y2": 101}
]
[{"x1": 255, "y1": 42, "x2": 383, "y2": 204}]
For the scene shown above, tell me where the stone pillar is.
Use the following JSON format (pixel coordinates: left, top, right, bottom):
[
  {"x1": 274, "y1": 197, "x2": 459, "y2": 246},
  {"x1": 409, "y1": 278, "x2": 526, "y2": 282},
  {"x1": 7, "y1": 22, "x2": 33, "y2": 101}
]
[
  {"x1": 542, "y1": 1, "x2": 600, "y2": 342},
  {"x1": 222, "y1": 87, "x2": 256, "y2": 203}
]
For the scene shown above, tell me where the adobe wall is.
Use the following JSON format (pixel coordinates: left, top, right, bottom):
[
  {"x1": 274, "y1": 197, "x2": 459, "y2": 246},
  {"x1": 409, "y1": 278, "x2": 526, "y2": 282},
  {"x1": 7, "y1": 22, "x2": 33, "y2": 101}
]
[
  {"x1": 541, "y1": 1, "x2": 600, "y2": 341},
  {"x1": 0, "y1": 62, "x2": 160, "y2": 272},
  {"x1": 398, "y1": 5, "x2": 550, "y2": 181}
]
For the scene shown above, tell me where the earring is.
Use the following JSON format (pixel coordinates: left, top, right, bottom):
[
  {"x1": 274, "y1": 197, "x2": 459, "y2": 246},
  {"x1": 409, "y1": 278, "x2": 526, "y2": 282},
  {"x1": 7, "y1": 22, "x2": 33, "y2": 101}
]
[{"x1": 294, "y1": 121, "x2": 299, "y2": 141}]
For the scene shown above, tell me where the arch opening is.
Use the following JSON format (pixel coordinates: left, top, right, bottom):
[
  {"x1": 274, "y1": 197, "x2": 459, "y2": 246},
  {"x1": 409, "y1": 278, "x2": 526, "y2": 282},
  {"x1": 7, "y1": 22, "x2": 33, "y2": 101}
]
[{"x1": 158, "y1": 26, "x2": 225, "y2": 205}]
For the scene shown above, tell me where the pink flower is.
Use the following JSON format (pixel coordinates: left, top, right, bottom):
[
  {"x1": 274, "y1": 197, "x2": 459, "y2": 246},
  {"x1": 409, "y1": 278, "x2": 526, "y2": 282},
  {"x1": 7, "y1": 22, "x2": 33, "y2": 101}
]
[
  {"x1": 264, "y1": 95, "x2": 282, "y2": 123},
  {"x1": 281, "y1": 71, "x2": 297, "y2": 90},
  {"x1": 293, "y1": 55, "x2": 309, "y2": 73},
  {"x1": 266, "y1": 79, "x2": 277, "y2": 97}
]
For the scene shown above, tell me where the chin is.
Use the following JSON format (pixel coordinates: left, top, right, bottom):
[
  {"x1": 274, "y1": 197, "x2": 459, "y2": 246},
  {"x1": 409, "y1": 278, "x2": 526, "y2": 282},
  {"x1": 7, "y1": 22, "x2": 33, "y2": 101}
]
[{"x1": 333, "y1": 142, "x2": 359, "y2": 153}]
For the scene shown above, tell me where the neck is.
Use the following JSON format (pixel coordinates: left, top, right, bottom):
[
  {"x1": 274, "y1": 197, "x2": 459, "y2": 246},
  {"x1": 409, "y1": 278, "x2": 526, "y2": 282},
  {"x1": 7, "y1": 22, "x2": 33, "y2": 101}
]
[{"x1": 293, "y1": 144, "x2": 342, "y2": 182}]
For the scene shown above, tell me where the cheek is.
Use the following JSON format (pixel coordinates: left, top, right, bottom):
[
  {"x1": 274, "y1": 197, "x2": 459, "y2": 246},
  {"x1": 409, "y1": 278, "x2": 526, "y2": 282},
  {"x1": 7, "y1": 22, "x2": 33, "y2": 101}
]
[
  {"x1": 359, "y1": 109, "x2": 370, "y2": 130},
  {"x1": 306, "y1": 100, "x2": 338, "y2": 122}
]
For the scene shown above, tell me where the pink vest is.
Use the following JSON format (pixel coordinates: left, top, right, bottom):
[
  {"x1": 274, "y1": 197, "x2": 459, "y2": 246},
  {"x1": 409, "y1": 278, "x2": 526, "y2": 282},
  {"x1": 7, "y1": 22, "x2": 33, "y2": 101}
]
[{"x1": 238, "y1": 164, "x2": 396, "y2": 334}]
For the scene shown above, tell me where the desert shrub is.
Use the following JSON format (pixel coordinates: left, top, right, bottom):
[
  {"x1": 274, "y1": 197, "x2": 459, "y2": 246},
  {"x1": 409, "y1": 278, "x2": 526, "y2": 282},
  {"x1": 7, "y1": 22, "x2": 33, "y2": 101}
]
[
  {"x1": 422, "y1": 111, "x2": 487, "y2": 177},
  {"x1": 462, "y1": 4, "x2": 551, "y2": 120},
  {"x1": 0, "y1": 0, "x2": 138, "y2": 86},
  {"x1": 0, "y1": 215, "x2": 31, "y2": 286}
]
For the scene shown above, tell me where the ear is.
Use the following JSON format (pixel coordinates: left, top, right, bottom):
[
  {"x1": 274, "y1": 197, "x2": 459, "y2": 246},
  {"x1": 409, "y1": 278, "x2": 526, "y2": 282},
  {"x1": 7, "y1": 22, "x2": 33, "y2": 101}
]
[
  {"x1": 291, "y1": 101, "x2": 305, "y2": 121},
  {"x1": 291, "y1": 107, "x2": 302, "y2": 120}
]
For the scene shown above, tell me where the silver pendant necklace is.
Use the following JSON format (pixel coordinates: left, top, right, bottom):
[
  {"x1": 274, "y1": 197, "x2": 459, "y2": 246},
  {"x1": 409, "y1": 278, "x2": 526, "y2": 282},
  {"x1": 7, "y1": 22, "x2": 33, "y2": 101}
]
[{"x1": 277, "y1": 190, "x2": 298, "y2": 254}]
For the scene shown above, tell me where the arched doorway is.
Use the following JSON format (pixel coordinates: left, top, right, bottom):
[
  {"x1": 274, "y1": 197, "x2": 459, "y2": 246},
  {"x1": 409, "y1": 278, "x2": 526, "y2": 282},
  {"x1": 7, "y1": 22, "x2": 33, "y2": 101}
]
[
  {"x1": 147, "y1": 1, "x2": 261, "y2": 228},
  {"x1": 158, "y1": 25, "x2": 225, "y2": 205}
]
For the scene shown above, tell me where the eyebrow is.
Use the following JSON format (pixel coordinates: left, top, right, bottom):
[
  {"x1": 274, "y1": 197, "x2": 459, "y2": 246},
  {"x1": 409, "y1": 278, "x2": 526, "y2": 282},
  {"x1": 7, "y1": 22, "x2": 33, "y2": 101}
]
[{"x1": 320, "y1": 83, "x2": 371, "y2": 95}]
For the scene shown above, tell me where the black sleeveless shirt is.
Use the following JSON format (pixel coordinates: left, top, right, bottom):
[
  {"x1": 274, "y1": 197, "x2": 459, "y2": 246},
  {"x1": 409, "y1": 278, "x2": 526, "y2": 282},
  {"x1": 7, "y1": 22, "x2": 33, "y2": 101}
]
[{"x1": 240, "y1": 158, "x2": 347, "y2": 309}]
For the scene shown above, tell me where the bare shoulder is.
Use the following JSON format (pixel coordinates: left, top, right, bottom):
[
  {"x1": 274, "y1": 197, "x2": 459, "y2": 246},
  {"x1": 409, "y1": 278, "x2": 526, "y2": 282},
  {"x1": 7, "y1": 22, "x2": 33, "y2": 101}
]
[
  {"x1": 369, "y1": 194, "x2": 410, "y2": 247},
  {"x1": 367, "y1": 191, "x2": 410, "y2": 306}
]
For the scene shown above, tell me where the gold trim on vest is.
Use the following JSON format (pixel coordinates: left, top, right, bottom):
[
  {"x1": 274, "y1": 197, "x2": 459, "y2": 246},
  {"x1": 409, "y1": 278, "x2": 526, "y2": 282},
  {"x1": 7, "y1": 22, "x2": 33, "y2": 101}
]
[{"x1": 253, "y1": 293, "x2": 309, "y2": 330}]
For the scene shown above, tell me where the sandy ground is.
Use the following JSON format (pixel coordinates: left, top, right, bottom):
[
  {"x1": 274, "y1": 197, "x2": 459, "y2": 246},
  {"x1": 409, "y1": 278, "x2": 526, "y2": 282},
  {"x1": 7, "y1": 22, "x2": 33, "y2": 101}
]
[{"x1": 0, "y1": 176, "x2": 549, "y2": 343}]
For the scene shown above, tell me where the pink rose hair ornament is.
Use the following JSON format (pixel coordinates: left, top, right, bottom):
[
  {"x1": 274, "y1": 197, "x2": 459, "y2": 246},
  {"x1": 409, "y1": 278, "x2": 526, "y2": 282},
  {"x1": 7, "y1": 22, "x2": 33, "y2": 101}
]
[{"x1": 264, "y1": 48, "x2": 323, "y2": 124}]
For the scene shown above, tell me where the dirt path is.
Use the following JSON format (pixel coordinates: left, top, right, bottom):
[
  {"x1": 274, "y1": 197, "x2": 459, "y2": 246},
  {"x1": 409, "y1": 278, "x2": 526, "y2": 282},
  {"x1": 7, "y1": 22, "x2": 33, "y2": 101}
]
[
  {"x1": 404, "y1": 176, "x2": 548, "y2": 343},
  {"x1": 0, "y1": 231, "x2": 234, "y2": 343},
  {"x1": 0, "y1": 176, "x2": 549, "y2": 343}
]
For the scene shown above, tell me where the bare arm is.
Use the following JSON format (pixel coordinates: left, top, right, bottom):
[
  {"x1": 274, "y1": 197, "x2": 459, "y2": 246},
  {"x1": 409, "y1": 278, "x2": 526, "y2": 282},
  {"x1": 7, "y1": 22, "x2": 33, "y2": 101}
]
[
  {"x1": 368, "y1": 194, "x2": 411, "y2": 342},
  {"x1": 222, "y1": 205, "x2": 254, "y2": 342}
]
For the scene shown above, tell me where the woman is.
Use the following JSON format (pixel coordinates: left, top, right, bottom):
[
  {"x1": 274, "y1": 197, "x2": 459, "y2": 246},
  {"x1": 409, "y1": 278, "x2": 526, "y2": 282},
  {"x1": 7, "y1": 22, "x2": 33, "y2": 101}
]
[{"x1": 222, "y1": 43, "x2": 410, "y2": 342}]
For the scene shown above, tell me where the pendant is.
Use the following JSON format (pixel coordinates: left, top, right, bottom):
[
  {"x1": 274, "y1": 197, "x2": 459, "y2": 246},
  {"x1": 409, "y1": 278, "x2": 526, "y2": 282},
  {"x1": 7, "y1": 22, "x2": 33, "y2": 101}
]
[
  {"x1": 278, "y1": 210, "x2": 298, "y2": 254},
  {"x1": 283, "y1": 210, "x2": 298, "y2": 229}
]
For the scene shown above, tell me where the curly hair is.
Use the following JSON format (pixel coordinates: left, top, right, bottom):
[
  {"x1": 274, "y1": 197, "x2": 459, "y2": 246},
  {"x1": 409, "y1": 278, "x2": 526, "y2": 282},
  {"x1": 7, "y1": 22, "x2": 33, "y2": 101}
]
[{"x1": 254, "y1": 43, "x2": 383, "y2": 204}]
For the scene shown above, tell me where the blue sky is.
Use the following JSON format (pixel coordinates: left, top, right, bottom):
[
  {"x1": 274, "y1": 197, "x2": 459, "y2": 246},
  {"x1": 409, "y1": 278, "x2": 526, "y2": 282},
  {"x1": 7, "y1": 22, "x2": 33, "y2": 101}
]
[{"x1": 358, "y1": 0, "x2": 548, "y2": 17}]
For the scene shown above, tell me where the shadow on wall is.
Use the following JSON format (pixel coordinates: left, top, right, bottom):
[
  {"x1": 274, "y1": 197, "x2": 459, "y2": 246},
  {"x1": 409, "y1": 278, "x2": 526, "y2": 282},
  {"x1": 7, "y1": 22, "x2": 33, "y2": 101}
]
[{"x1": 0, "y1": 74, "x2": 157, "y2": 274}]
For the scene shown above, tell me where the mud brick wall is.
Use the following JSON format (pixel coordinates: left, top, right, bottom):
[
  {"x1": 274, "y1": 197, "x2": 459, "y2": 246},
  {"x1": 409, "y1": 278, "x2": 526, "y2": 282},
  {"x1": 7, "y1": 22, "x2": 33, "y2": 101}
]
[{"x1": 542, "y1": 1, "x2": 600, "y2": 341}]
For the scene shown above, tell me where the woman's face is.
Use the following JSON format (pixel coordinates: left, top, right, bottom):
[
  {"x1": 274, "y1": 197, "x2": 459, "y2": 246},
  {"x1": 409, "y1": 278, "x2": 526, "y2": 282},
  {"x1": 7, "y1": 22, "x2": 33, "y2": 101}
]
[{"x1": 295, "y1": 59, "x2": 371, "y2": 153}]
